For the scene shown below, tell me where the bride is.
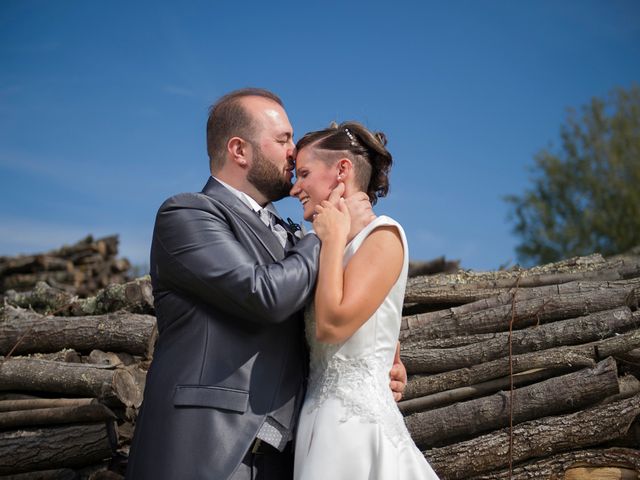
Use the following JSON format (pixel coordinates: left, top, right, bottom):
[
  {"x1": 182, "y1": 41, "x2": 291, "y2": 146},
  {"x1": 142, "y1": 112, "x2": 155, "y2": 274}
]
[{"x1": 290, "y1": 122, "x2": 440, "y2": 479}]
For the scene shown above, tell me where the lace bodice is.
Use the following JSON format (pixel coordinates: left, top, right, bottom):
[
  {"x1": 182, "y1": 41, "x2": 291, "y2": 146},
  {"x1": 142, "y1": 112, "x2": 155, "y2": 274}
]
[{"x1": 304, "y1": 216, "x2": 410, "y2": 446}]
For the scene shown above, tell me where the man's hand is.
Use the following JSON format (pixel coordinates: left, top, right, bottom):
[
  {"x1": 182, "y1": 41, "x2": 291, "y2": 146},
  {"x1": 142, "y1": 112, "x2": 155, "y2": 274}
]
[
  {"x1": 326, "y1": 183, "x2": 375, "y2": 242},
  {"x1": 390, "y1": 341, "x2": 407, "y2": 402}
]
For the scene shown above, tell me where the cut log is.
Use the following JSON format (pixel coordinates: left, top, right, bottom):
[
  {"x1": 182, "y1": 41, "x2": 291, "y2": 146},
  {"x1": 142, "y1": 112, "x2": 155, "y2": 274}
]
[
  {"x1": 0, "y1": 468, "x2": 78, "y2": 479},
  {"x1": 404, "y1": 348, "x2": 596, "y2": 400},
  {"x1": 64, "y1": 276, "x2": 153, "y2": 316},
  {"x1": 0, "y1": 306, "x2": 157, "y2": 357},
  {"x1": 403, "y1": 283, "x2": 639, "y2": 337},
  {"x1": 0, "y1": 358, "x2": 142, "y2": 407},
  {"x1": 404, "y1": 253, "x2": 640, "y2": 305},
  {"x1": 405, "y1": 357, "x2": 619, "y2": 448},
  {"x1": 465, "y1": 448, "x2": 640, "y2": 480},
  {"x1": 399, "y1": 367, "x2": 576, "y2": 415},
  {"x1": 0, "y1": 398, "x2": 96, "y2": 412},
  {"x1": 0, "y1": 403, "x2": 116, "y2": 429},
  {"x1": 424, "y1": 394, "x2": 640, "y2": 479},
  {"x1": 405, "y1": 328, "x2": 640, "y2": 400},
  {"x1": 401, "y1": 278, "x2": 640, "y2": 335},
  {"x1": 0, "y1": 422, "x2": 116, "y2": 475},
  {"x1": 401, "y1": 307, "x2": 634, "y2": 374},
  {"x1": 27, "y1": 349, "x2": 82, "y2": 363},
  {"x1": 3, "y1": 282, "x2": 76, "y2": 314}
]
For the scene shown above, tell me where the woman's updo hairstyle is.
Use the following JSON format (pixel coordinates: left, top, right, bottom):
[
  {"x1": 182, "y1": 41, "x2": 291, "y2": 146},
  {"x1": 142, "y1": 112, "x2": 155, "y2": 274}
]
[{"x1": 295, "y1": 121, "x2": 392, "y2": 205}]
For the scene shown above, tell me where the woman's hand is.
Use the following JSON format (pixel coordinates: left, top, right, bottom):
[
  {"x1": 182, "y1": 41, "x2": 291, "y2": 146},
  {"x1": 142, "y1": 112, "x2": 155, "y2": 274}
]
[{"x1": 313, "y1": 197, "x2": 351, "y2": 243}]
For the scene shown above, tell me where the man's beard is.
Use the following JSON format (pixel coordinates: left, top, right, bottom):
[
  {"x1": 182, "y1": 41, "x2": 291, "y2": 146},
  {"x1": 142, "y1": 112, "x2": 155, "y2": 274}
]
[{"x1": 247, "y1": 145, "x2": 292, "y2": 202}]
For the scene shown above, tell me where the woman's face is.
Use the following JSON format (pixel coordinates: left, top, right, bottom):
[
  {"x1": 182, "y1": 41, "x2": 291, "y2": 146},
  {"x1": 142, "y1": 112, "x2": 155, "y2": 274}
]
[{"x1": 290, "y1": 147, "x2": 339, "y2": 221}]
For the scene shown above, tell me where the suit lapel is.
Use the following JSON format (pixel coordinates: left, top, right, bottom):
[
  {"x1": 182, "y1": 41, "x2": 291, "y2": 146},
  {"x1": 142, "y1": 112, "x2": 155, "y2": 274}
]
[{"x1": 201, "y1": 177, "x2": 285, "y2": 260}]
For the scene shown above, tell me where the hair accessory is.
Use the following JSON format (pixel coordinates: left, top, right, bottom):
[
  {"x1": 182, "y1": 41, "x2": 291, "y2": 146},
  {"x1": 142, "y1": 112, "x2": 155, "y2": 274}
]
[{"x1": 343, "y1": 128, "x2": 357, "y2": 147}]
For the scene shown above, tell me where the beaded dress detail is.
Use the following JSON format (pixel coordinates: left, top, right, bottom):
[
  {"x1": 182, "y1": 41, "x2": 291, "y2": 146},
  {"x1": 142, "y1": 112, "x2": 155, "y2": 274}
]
[{"x1": 293, "y1": 216, "x2": 440, "y2": 480}]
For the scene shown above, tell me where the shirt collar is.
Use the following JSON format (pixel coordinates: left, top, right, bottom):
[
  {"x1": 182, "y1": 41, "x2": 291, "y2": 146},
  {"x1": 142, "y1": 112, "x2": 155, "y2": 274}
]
[{"x1": 212, "y1": 176, "x2": 278, "y2": 216}]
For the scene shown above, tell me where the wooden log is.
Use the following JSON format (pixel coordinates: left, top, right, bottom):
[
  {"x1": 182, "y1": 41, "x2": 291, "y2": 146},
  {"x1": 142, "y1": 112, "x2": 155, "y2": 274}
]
[
  {"x1": 0, "y1": 398, "x2": 95, "y2": 412},
  {"x1": 424, "y1": 394, "x2": 640, "y2": 479},
  {"x1": 601, "y1": 374, "x2": 640, "y2": 405},
  {"x1": 401, "y1": 278, "x2": 640, "y2": 335},
  {"x1": 399, "y1": 367, "x2": 576, "y2": 415},
  {"x1": 405, "y1": 328, "x2": 640, "y2": 400},
  {"x1": 2, "y1": 280, "x2": 75, "y2": 315},
  {"x1": 404, "y1": 253, "x2": 640, "y2": 306},
  {"x1": 0, "y1": 422, "x2": 116, "y2": 475},
  {"x1": 65, "y1": 276, "x2": 153, "y2": 316},
  {"x1": 0, "y1": 256, "x2": 73, "y2": 276},
  {"x1": 0, "y1": 403, "x2": 116, "y2": 429},
  {"x1": 27, "y1": 349, "x2": 82, "y2": 363},
  {"x1": 465, "y1": 448, "x2": 640, "y2": 480},
  {"x1": 0, "y1": 306, "x2": 157, "y2": 357},
  {"x1": 566, "y1": 466, "x2": 639, "y2": 479},
  {"x1": 0, "y1": 358, "x2": 142, "y2": 408},
  {"x1": 0, "y1": 468, "x2": 78, "y2": 479},
  {"x1": 1, "y1": 272, "x2": 82, "y2": 293},
  {"x1": 404, "y1": 348, "x2": 596, "y2": 400},
  {"x1": 405, "y1": 357, "x2": 619, "y2": 448},
  {"x1": 401, "y1": 307, "x2": 634, "y2": 374},
  {"x1": 403, "y1": 283, "x2": 639, "y2": 338}
]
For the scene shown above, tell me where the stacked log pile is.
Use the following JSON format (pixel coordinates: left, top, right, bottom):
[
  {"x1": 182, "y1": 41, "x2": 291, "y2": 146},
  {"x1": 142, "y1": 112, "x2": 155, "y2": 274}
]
[
  {"x1": 0, "y1": 277, "x2": 155, "y2": 479},
  {"x1": 399, "y1": 252, "x2": 640, "y2": 479},
  {"x1": 3, "y1": 247, "x2": 640, "y2": 478},
  {"x1": 0, "y1": 236, "x2": 131, "y2": 297}
]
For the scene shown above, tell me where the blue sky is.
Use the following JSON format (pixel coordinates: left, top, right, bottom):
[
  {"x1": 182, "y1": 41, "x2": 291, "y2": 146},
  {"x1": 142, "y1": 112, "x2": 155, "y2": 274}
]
[{"x1": 1, "y1": 1, "x2": 639, "y2": 270}]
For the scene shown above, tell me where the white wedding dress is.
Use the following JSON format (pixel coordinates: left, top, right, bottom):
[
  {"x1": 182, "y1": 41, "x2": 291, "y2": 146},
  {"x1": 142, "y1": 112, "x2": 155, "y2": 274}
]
[{"x1": 294, "y1": 216, "x2": 440, "y2": 480}]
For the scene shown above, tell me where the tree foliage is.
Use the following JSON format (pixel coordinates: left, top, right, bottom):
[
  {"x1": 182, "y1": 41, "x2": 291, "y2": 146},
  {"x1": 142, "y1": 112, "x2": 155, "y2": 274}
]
[{"x1": 506, "y1": 85, "x2": 640, "y2": 266}]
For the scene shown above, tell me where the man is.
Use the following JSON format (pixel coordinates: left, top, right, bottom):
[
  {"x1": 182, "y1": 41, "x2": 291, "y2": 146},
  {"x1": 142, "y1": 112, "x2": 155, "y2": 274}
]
[{"x1": 125, "y1": 88, "x2": 406, "y2": 480}]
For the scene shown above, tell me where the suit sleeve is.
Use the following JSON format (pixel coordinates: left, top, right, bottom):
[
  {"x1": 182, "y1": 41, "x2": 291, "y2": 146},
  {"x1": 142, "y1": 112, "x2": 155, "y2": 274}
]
[{"x1": 151, "y1": 195, "x2": 320, "y2": 325}]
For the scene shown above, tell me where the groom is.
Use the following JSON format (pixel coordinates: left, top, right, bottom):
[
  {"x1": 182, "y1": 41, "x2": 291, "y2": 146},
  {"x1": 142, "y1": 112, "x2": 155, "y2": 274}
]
[{"x1": 125, "y1": 88, "x2": 406, "y2": 480}]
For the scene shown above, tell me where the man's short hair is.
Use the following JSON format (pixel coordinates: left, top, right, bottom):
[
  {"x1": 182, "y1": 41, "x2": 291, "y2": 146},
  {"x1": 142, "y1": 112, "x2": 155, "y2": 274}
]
[{"x1": 206, "y1": 88, "x2": 283, "y2": 172}]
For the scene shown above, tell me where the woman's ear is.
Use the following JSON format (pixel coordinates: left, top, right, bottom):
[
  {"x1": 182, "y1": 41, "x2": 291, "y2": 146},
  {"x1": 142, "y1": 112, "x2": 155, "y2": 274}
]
[
  {"x1": 227, "y1": 137, "x2": 249, "y2": 167},
  {"x1": 336, "y1": 158, "x2": 353, "y2": 180}
]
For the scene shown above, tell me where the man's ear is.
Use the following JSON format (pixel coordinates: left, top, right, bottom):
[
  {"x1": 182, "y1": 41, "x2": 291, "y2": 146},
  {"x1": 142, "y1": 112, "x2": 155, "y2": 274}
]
[{"x1": 227, "y1": 137, "x2": 249, "y2": 167}]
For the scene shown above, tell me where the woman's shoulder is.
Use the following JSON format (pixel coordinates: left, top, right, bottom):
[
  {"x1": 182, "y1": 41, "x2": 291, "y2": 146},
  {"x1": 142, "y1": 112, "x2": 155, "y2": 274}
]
[
  {"x1": 362, "y1": 215, "x2": 406, "y2": 237},
  {"x1": 348, "y1": 215, "x2": 407, "y2": 251}
]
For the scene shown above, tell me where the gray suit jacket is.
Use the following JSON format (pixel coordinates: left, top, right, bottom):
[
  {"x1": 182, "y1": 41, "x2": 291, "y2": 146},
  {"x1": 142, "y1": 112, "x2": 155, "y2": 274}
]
[{"x1": 125, "y1": 177, "x2": 320, "y2": 480}]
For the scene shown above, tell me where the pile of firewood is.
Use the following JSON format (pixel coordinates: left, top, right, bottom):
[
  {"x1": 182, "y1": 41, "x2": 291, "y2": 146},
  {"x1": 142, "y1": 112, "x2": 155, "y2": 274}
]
[
  {"x1": 0, "y1": 236, "x2": 131, "y2": 297},
  {"x1": 0, "y1": 278, "x2": 155, "y2": 479},
  {"x1": 399, "y1": 252, "x2": 640, "y2": 479},
  {"x1": 3, "y1": 247, "x2": 640, "y2": 478}
]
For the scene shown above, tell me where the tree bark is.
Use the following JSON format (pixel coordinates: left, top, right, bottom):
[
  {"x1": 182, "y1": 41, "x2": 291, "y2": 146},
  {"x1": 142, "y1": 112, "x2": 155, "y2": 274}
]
[
  {"x1": 401, "y1": 307, "x2": 634, "y2": 374},
  {"x1": 403, "y1": 283, "x2": 639, "y2": 337},
  {"x1": 399, "y1": 367, "x2": 576, "y2": 415},
  {"x1": 404, "y1": 253, "x2": 640, "y2": 305},
  {"x1": 0, "y1": 306, "x2": 157, "y2": 357},
  {"x1": 64, "y1": 276, "x2": 153, "y2": 316},
  {"x1": 2, "y1": 277, "x2": 153, "y2": 317},
  {"x1": 423, "y1": 394, "x2": 640, "y2": 479},
  {"x1": 404, "y1": 348, "x2": 596, "y2": 400},
  {"x1": 465, "y1": 448, "x2": 640, "y2": 480},
  {"x1": 401, "y1": 278, "x2": 640, "y2": 334},
  {"x1": 0, "y1": 468, "x2": 78, "y2": 479},
  {"x1": 0, "y1": 403, "x2": 116, "y2": 429},
  {"x1": 0, "y1": 358, "x2": 142, "y2": 408},
  {"x1": 405, "y1": 357, "x2": 619, "y2": 448},
  {"x1": 0, "y1": 398, "x2": 96, "y2": 412},
  {"x1": 3, "y1": 282, "x2": 76, "y2": 314},
  {"x1": 405, "y1": 328, "x2": 640, "y2": 400},
  {"x1": 0, "y1": 422, "x2": 116, "y2": 475}
]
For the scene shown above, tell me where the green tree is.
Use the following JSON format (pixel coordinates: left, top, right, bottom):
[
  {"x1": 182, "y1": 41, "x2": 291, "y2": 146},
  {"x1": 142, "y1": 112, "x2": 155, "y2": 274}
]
[{"x1": 506, "y1": 85, "x2": 640, "y2": 266}]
